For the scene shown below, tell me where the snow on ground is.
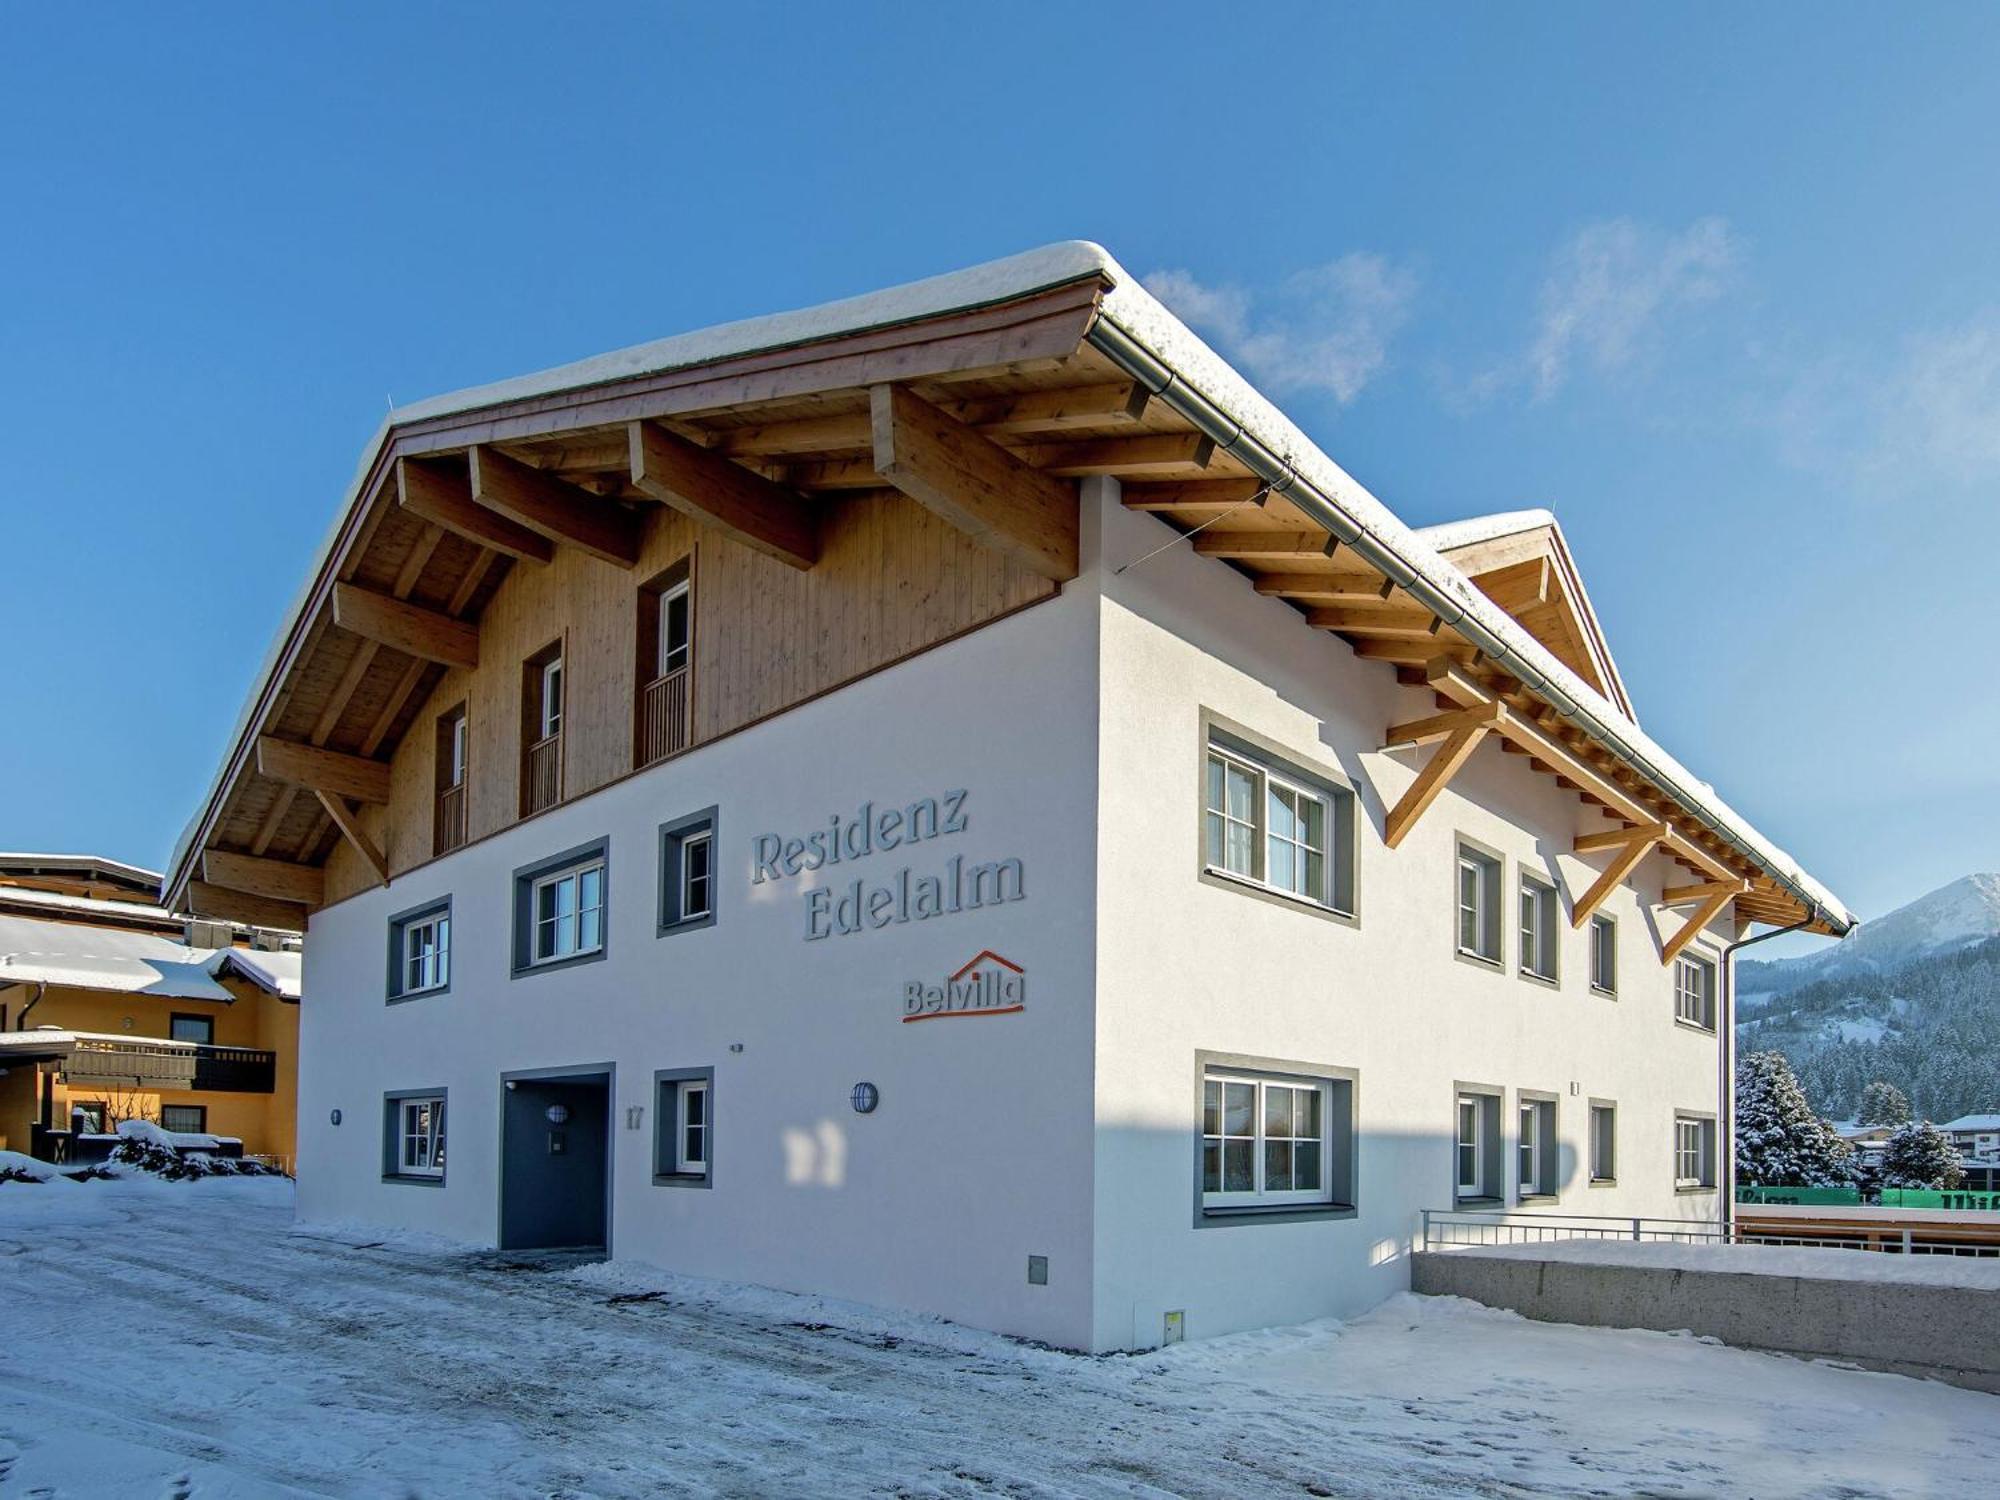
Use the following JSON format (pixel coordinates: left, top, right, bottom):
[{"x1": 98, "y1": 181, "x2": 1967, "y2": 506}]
[
  {"x1": 3, "y1": 1179, "x2": 1998, "y2": 1498},
  {"x1": 1457, "y1": 1236, "x2": 2000, "y2": 1288}
]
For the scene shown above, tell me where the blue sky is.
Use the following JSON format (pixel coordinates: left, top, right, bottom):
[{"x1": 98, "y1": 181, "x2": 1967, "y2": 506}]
[{"x1": 3, "y1": 4, "x2": 1996, "y2": 938}]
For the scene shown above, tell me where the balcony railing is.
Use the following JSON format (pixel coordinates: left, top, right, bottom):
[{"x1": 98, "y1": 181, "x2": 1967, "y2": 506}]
[
  {"x1": 65, "y1": 1037, "x2": 276, "y2": 1095},
  {"x1": 523, "y1": 731, "x2": 562, "y2": 815},
  {"x1": 637, "y1": 665, "x2": 692, "y2": 768},
  {"x1": 435, "y1": 781, "x2": 467, "y2": 855}
]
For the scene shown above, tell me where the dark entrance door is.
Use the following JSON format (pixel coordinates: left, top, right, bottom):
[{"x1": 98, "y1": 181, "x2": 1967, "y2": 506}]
[{"x1": 499, "y1": 1071, "x2": 611, "y2": 1251}]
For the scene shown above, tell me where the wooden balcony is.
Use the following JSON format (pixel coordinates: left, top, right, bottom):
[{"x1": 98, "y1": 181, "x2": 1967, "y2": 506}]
[
  {"x1": 523, "y1": 731, "x2": 563, "y2": 816},
  {"x1": 435, "y1": 782, "x2": 467, "y2": 855},
  {"x1": 637, "y1": 665, "x2": 692, "y2": 769},
  {"x1": 64, "y1": 1037, "x2": 277, "y2": 1094}
]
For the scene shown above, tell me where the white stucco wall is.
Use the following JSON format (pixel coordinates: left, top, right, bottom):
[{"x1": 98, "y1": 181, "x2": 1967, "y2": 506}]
[
  {"x1": 1088, "y1": 484, "x2": 1725, "y2": 1351},
  {"x1": 296, "y1": 573, "x2": 1103, "y2": 1349}
]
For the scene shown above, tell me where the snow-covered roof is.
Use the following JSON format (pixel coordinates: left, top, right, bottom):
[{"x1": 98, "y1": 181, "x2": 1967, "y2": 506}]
[
  {"x1": 1413, "y1": 509, "x2": 1558, "y2": 552},
  {"x1": 165, "y1": 240, "x2": 1850, "y2": 931},
  {"x1": 1941, "y1": 1115, "x2": 2000, "y2": 1132},
  {"x1": 0, "y1": 883, "x2": 181, "y2": 927},
  {"x1": 0, "y1": 910, "x2": 297, "y2": 1003},
  {"x1": 0, "y1": 851, "x2": 164, "y2": 886},
  {"x1": 210, "y1": 946, "x2": 302, "y2": 1000}
]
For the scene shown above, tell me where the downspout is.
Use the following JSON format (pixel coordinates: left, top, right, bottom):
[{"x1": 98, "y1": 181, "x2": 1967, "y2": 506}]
[
  {"x1": 1084, "y1": 313, "x2": 1839, "y2": 930},
  {"x1": 1718, "y1": 910, "x2": 1822, "y2": 1239},
  {"x1": 14, "y1": 980, "x2": 47, "y2": 1030}
]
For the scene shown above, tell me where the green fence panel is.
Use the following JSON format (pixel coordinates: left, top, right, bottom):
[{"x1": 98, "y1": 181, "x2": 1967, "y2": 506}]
[
  {"x1": 1877, "y1": 1188, "x2": 2000, "y2": 1212},
  {"x1": 1734, "y1": 1185, "x2": 1862, "y2": 1206}
]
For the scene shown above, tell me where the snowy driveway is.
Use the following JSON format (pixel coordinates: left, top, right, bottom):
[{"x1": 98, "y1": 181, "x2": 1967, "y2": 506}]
[{"x1": 3, "y1": 1179, "x2": 1998, "y2": 1498}]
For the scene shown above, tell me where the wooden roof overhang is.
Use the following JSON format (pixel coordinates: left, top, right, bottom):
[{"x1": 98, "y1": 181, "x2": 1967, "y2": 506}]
[{"x1": 169, "y1": 255, "x2": 1839, "y2": 945}]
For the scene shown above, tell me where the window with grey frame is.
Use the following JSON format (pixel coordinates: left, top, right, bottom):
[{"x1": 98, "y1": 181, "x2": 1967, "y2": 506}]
[
  {"x1": 1589, "y1": 1102, "x2": 1616, "y2": 1182},
  {"x1": 1518, "y1": 1096, "x2": 1557, "y2": 1198},
  {"x1": 653, "y1": 1068, "x2": 713, "y2": 1186},
  {"x1": 1589, "y1": 914, "x2": 1617, "y2": 995},
  {"x1": 1674, "y1": 953, "x2": 1717, "y2": 1030},
  {"x1": 1202, "y1": 733, "x2": 1357, "y2": 917},
  {"x1": 1199, "y1": 1060, "x2": 1355, "y2": 1217},
  {"x1": 1518, "y1": 874, "x2": 1559, "y2": 983},
  {"x1": 658, "y1": 808, "x2": 718, "y2": 935},
  {"x1": 1456, "y1": 844, "x2": 1503, "y2": 965},
  {"x1": 383, "y1": 1092, "x2": 447, "y2": 1182},
  {"x1": 1455, "y1": 1091, "x2": 1501, "y2": 1201},
  {"x1": 387, "y1": 900, "x2": 451, "y2": 1000},
  {"x1": 511, "y1": 840, "x2": 609, "y2": 975},
  {"x1": 1675, "y1": 1114, "x2": 1717, "y2": 1188}
]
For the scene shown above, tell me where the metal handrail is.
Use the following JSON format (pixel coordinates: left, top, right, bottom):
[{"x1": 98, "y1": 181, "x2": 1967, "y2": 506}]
[
  {"x1": 637, "y1": 664, "x2": 692, "y2": 768},
  {"x1": 1419, "y1": 1206, "x2": 1998, "y2": 1258}
]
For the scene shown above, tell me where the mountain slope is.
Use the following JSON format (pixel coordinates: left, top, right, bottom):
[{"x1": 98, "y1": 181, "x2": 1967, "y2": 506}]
[{"x1": 1738, "y1": 873, "x2": 2000, "y2": 1003}]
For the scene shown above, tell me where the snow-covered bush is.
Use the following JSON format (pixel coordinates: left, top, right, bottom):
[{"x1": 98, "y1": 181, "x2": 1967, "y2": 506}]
[
  {"x1": 1735, "y1": 1050, "x2": 1857, "y2": 1187},
  {"x1": 107, "y1": 1120, "x2": 287, "y2": 1180},
  {"x1": 1878, "y1": 1120, "x2": 1965, "y2": 1189}
]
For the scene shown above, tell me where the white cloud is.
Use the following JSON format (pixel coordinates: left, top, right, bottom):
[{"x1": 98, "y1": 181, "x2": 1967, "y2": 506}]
[
  {"x1": 1526, "y1": 216, "x2": 1739, "y2": 399},
  {"x1": 1143, "y1": 254, "x2": 1418, "y2": 404},
  {"x1": 1882, "y1": 318, "x2": 2000, "y2": 483}
]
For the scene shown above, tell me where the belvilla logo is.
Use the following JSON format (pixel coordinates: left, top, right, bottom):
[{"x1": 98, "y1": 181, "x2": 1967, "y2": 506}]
[{"x1": 902, "y1": 950, "x2": 1025, "y2": 1023}]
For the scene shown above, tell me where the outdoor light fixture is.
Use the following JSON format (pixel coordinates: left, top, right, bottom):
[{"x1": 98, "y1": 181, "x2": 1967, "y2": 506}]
[
  {"x1": 545, "y1": 1103, "x2": 570, "y2": 1126},
  {"x1": 849, "y1": 1082, "x2": 879, "y2": 1114},
  {"x1": 329, "y1": 1108, "x2": 342, "y2": 1126}
]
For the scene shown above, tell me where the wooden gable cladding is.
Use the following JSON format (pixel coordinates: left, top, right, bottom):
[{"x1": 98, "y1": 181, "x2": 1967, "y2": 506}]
[{"x1": 319, "y1": 484, "x2": 1055, "y2": 904}]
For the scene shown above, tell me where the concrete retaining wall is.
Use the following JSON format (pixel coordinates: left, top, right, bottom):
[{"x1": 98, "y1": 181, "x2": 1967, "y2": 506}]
[{"x1": 1412, "y1": 1250, "x2": 2000, "y2": 1393}]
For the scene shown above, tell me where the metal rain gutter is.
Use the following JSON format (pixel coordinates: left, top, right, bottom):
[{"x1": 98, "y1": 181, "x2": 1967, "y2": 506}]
[{"x1": 1085, "y1": 311, "x2": 1841, "y2": 933}]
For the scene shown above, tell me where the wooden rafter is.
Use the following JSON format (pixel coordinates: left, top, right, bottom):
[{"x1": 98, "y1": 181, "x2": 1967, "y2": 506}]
[
  {"x1": 397, "y1": 457, "x2": 554, "y2": 563},
  {"x1": 1662, "y1": 879, "x2": 1747, "y2": 907},
  {"x1": 200, "y1": 850, "x2": 324, "y2": 909},
  {"x1": 255, "y1": 736, "x2": 390, "y2": 805},
  {"x1": 1192, "y1": 531, "x2": 1338, "y2": 561},
  {"x1": 1308, "y1": 606, "x2": 1442, "y2": 639},
  {"x1": 1384, "y1": 699, "x2": 1505, "y2": 750},
  {"x1": 1253, "y1": 573, "x2": 1395, "y2": 602},
  {"x1": 713, "y1": 382, "x2": 1148, "y2": 459},
  {"x1": 868, "y1": 383, "x2": 1078, "y2": 581},
  {"x1": 331, "y1": 581, "x2": 479, "y2": 669},
  {"x1": 627, "y1": 420, "x2": 819, "y2": 570},
  {"x1": 186, "y1": 880, "x2": 307, "y2": 933},
  {"x1": 467, "y1": 444, "x2": 641, "y2": 567},
  {"x1": 1570, "y1": 822, "x2": 1667, "y2": 928},
  {"x1": 1019, "y1": 433, "x2": 1214, "y2": 476},
  {"x1": 1122, "y1": 479, "x2": 1270, "y2": 513},
  {"x1": 1381, "y1": 702, "x2": 1504, "y2": 848},
  {"x1": 314, "y1": 789, "x2": 388, "y2": 886},
  {"x1": 1662, "y1": 884, "x2": 1746, "y2": 965}
]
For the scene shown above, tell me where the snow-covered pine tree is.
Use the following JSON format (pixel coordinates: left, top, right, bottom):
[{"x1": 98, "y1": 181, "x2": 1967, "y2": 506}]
[
  {"x1": 1735, "y1": 1049, "x2": 1857, "y2": 1187},
  {"x1": 1856, "y1": 1080, "x2": 1912, "y2": 1125},
  {"x1": 1877, "y1": 1121, "x2": 1965, "y2": 1190}
]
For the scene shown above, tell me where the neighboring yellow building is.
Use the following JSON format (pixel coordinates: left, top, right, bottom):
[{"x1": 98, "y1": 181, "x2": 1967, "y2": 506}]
[{"x1": 0, "y1": 853, "x2": 300, "y2": 1169}]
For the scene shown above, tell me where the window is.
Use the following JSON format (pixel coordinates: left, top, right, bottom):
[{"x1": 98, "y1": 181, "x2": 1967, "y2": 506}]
[
  {"x1": 1201, "y1": 728, "x2": 1356, "y2": 916},
  {"x1": 636, "y1": 560, "x2": 696, "y2": 768},
  {"x1": 1456, "y1": 843, "x2": 1502, "y2": 965},
  {"x1": 387, "y1": 1094, "x2": 446, "y2": 1180},
  {"x1": 1518, "y1": 875, "x2": 1559, "y2": 983},
  {"x1": 521, "y1": 641, "x2": 565, "y2": 815},
  {"x1": 658, "y1": 808, "x2": 719, "y2": 935},
  {"x1": 169, "y1": 1014, "x2": 214, "y2": 1045},
  {"x1": 1518, "y1": 1097, "x2": 1557, "y2": 1197},
  {"x1": 1674, "y1": 954, "x2": 1717, "y2": 1030},
  {"x1": 512, "y1": 840, "x2": 610, "y2": 975},
  {"x1": 1675, "y1": 1114, "x2": 1716, "y2": 1189},
  {"x1": 435, "y1": 706, "x2": 469, "y2": 855},
  {"x1": 654, "y1": 1068, "x2": 714, "y2": 1185},
  {"x1": 538, "y1": 657, "x2": 564, "y2": 740},
  {"x1": 1456, "y1": 1090, "x2": 1501, "y2": 1201},
  {"x1": 1589, "y1": 1102, "x2": 1616, "y2": 1183},
  {"x1": 659, "y1": 580, "x2": 691, "y2": 677},
  {"x1": 1200, "y1": 1063, "x2": 1354, "y2": 1214},
  {"x1": 1589, "y1": 915, "x2": 1617, "y2": 995},
  {"x1": 70, "y1": 1101, "x2": 108, "y2": 1134},
  {"x1": 533, "y1": 862, "x2": 604, "y2": 963},
  {"x1": 388, "y1": 900, "x2": 451, "y2": 1000},
  {"x1": 161, "y1": 1104, "x2": 207, "y2": 1135}
]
